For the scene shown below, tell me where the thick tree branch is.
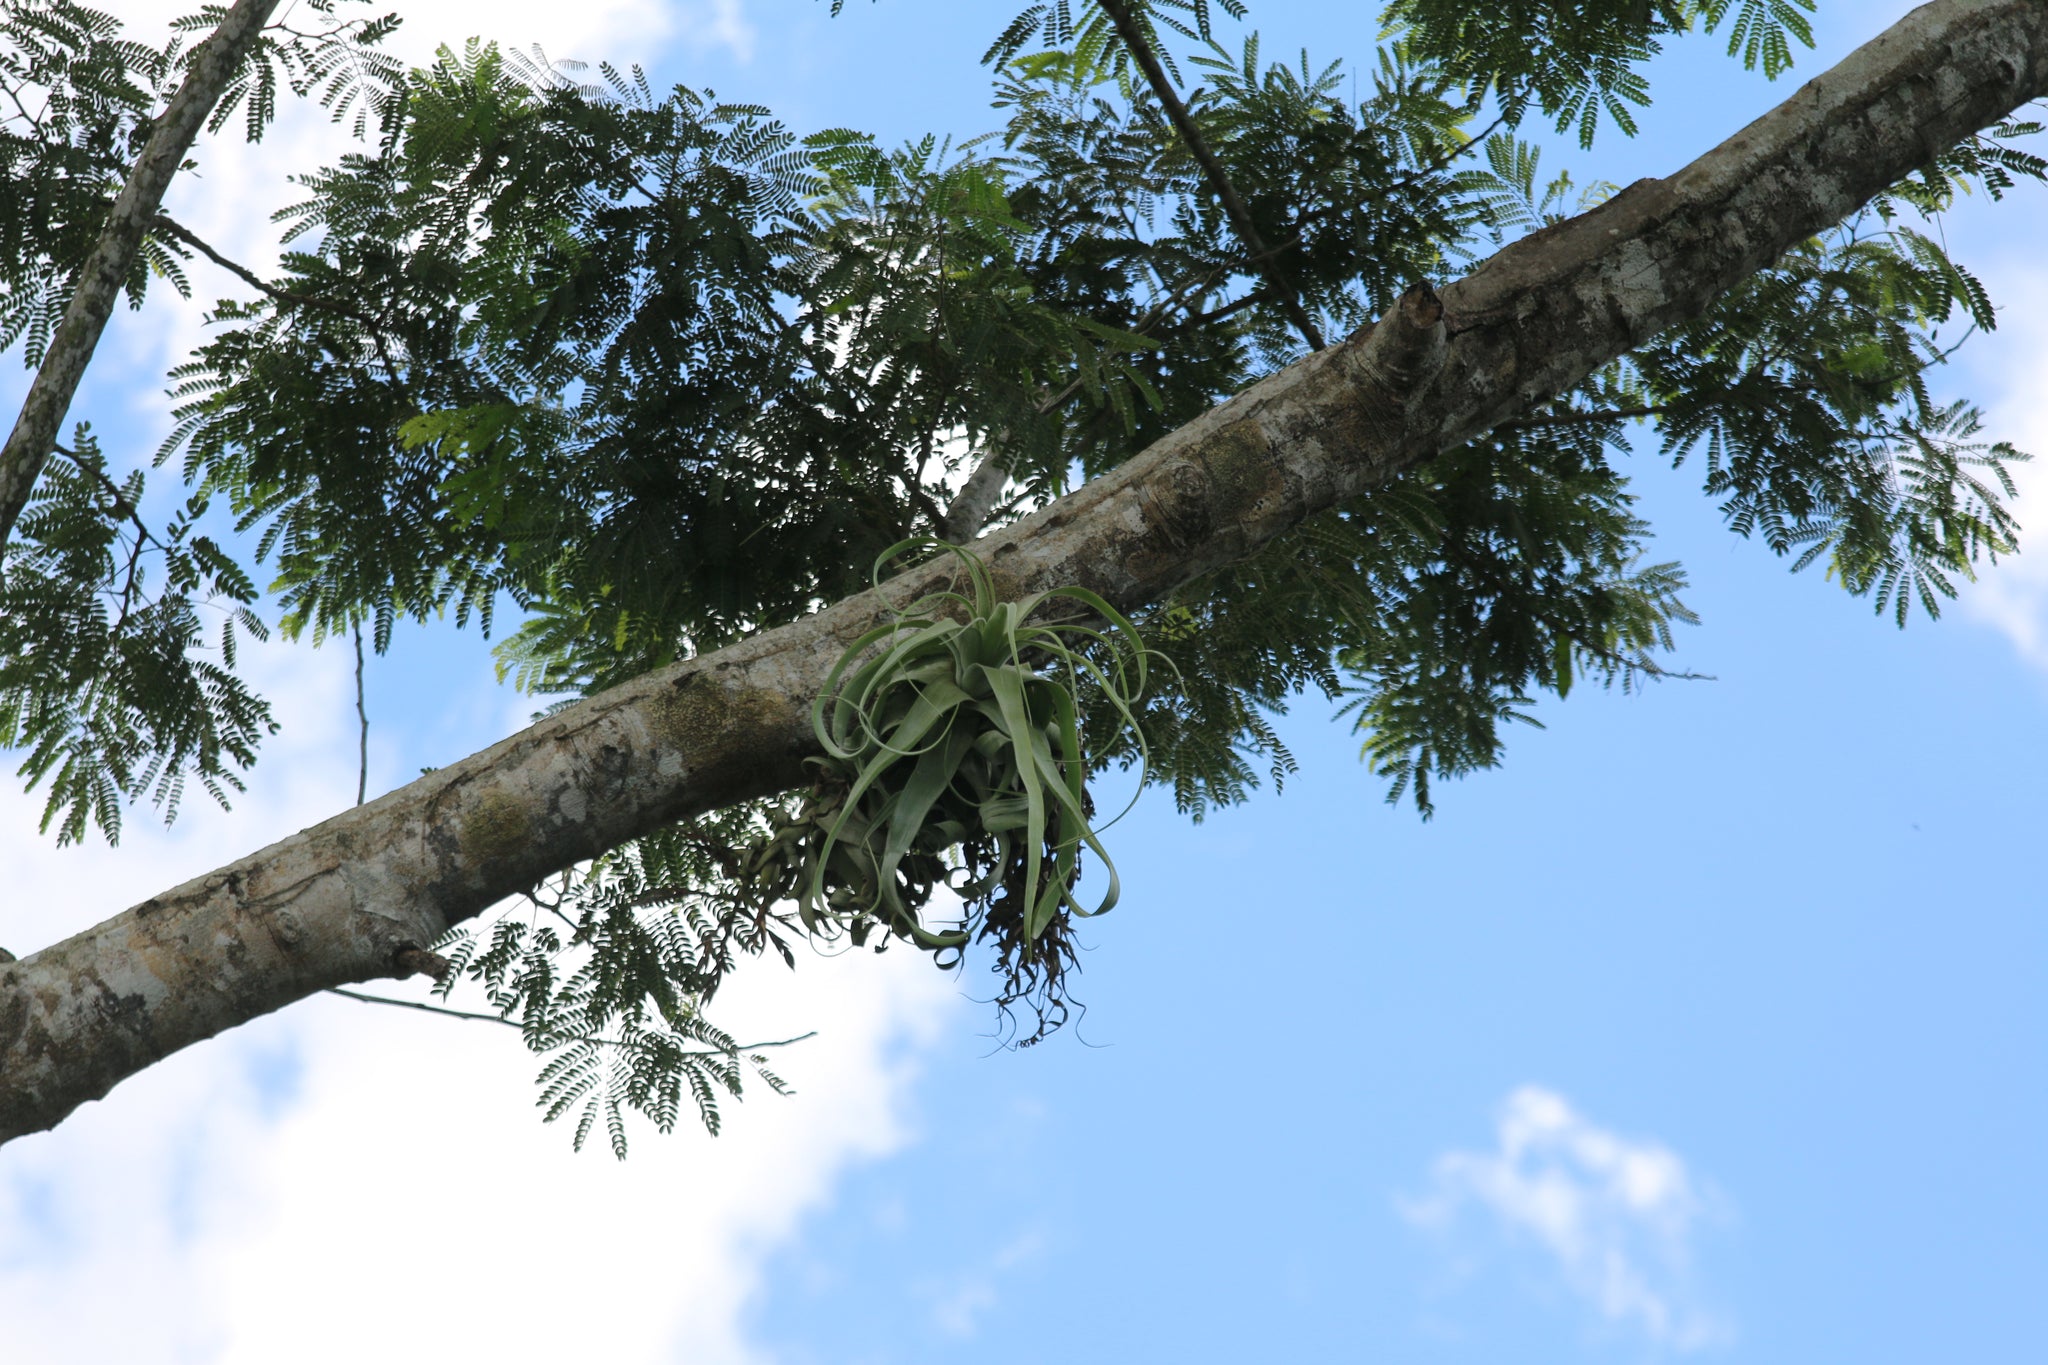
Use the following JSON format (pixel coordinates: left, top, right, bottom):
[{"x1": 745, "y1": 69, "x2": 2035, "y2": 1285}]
[
  {"x1": 4, "y1": 0, "x2": 2044, "y2": 1144},
  {"x1": 0, "y1": 0, "x2": 282, "y2": 551}
]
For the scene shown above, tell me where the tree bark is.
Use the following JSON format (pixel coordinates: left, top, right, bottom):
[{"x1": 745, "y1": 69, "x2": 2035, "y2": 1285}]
[
  {"x1": 0, "y1": 0, "x2": 282, "y2": 548},
  {"x1": 937, "y1": 440, "x2": 1014, "y2": 543},
  {"x1": 4, "y1": 0, "x2": 2044, "y2": 1144}
]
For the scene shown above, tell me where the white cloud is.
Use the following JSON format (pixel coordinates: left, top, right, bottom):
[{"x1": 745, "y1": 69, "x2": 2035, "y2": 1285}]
[
  {"x1": 0, "y1": 621, "x2": 962, "y2": 1365},
  {"x1": 1401, "y1": 1086, "x2": 1731, "y2": 1352},
  {"x1": 1963, "y1": 261, "x2": 2048, "y2": 672},
  {"x1": 0, "y1": 937, "x2": 960, "y2": 1365},
  {"x1": 928, "y1": 1278, "x2": 1000, "y2": 1339}
]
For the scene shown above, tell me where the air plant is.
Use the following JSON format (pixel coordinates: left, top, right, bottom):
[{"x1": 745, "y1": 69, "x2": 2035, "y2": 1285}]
[{"x1": 744, "y1": 539, "x2": 1157, "y2": 1036}]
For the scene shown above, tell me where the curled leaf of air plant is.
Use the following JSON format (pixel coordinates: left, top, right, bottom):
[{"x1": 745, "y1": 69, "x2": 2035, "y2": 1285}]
[{"x1": 742, "y1": 538, "x2": 1158, "y2": 1042}]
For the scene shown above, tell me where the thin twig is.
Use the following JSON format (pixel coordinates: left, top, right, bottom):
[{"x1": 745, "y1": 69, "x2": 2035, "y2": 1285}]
[
  {"x1": 1388, "y1": 111, "x2": 1510, "y2": 200},
  {"x1": 353, "y1": 621, "x2": 369, "y2": 806},
  {"x1": 326, "y1": 988, "x2": 535, "y2": 1028},
  {"x1": 324, "y1": 988, "x2": 818, "y2": 1058},
  {"x1": 156, "y1": 213, "x2": 416, "y2": 395},
  {"x1": 1556, "y1": 629, "x2": 1714, "y2": 685},
  {"x1": 51, "y1": 441, "x2": 163, "y2": 550},
  {"x1": 151, "y1": 213, "x2": 381, "y2": 328}
]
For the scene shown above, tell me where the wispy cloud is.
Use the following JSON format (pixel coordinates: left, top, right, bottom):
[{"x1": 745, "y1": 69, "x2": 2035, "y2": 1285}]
[
  {"x1": 1401, "y1": 1086, "x2": 1731, "y2": 1352},
  {"x1": 679, "y1": 0, "x2": 757, "y2": 64},
  {"x1": 919, "y1": 1226, "x2": 1048, "y2": 1341}
]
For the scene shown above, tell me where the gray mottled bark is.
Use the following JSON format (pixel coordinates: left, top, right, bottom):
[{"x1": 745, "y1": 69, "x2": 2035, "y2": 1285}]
[
  {"x1": 4, "y1": 0, "x2": 2044, "y2": 1144},
  {"x1": 937, "y1": 440, "x2": 1013, "y2": 542},
  {"x1": 0, "y1": 0, "x2": 281, "y2": 548}
]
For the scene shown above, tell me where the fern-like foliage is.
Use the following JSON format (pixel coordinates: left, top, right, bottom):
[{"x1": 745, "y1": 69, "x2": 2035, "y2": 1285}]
[
  {"x1": 0, "y1": 0, "x2": 399, "y2": 839},
  {"x1": 0, "y1": 430, "x2": 272, "y2": 842},
  {"x1": 1632, "y1": 214, "x2": 2027, "y2": 623},
  {"x1": 1384, "y1": 0, "x2": 1816, "y2": 147},
  {"x1": 180, "y1": 0, "x2": 403, "y2": 143},
  {"x1": 434, "y1": 807, "x2": 804, "y2": 1156}
]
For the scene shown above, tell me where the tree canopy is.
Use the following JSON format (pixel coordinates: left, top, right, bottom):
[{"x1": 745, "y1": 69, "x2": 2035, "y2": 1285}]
[{"x1": 2, "y1": 0, "x2": 2043, "y2": 1152}]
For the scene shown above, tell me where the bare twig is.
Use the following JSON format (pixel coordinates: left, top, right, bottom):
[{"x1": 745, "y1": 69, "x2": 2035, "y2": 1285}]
[
  {"x1": 353, "y1": 621, "x2": 368, "y2": 807},
  {"x1": 327, "y1": 988, "x2": 526, "y2": 1028},
  {"x1": 325, "y1": 987, "x2": 819, "y2": 1060}
]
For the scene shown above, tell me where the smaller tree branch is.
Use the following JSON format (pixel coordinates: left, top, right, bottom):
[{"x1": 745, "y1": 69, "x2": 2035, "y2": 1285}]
[
  {"x1": 152, "y1": 213, "x2": 382, "y2": 329},
  {"x1": 1390, "y1": 112, "x2": 1510, "y2": 198},
  {"x1": 1095, "y1": 0, "x2": 1327, "y2": 351},
  {"x1": 939, "y1": 433, "x2": 1018, "y2": 543},
  {"x1": 0, "y1": 0, "x2": 284, "y2": 551},
  {"x1": 50, "y1": 441, "x2": 163, "y2": 551},
  {"x1": 155, "y1": 213, "x2": 416, "y2": 395},
  {"x1": 1184, "y1": 287, "x2": 1277, "y2": 328},
  {"x1": 330, "y1": 986, "x2": 521, "y2": 1025},
  {"x1": 354, "y1": 622, "x2": 369, "y2": 807}
]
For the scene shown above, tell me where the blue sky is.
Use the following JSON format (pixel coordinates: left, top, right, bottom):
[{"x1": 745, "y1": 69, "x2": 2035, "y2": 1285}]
[{"x1": 2, "y1": 2, "x2": 2044, "y2": 1362}]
